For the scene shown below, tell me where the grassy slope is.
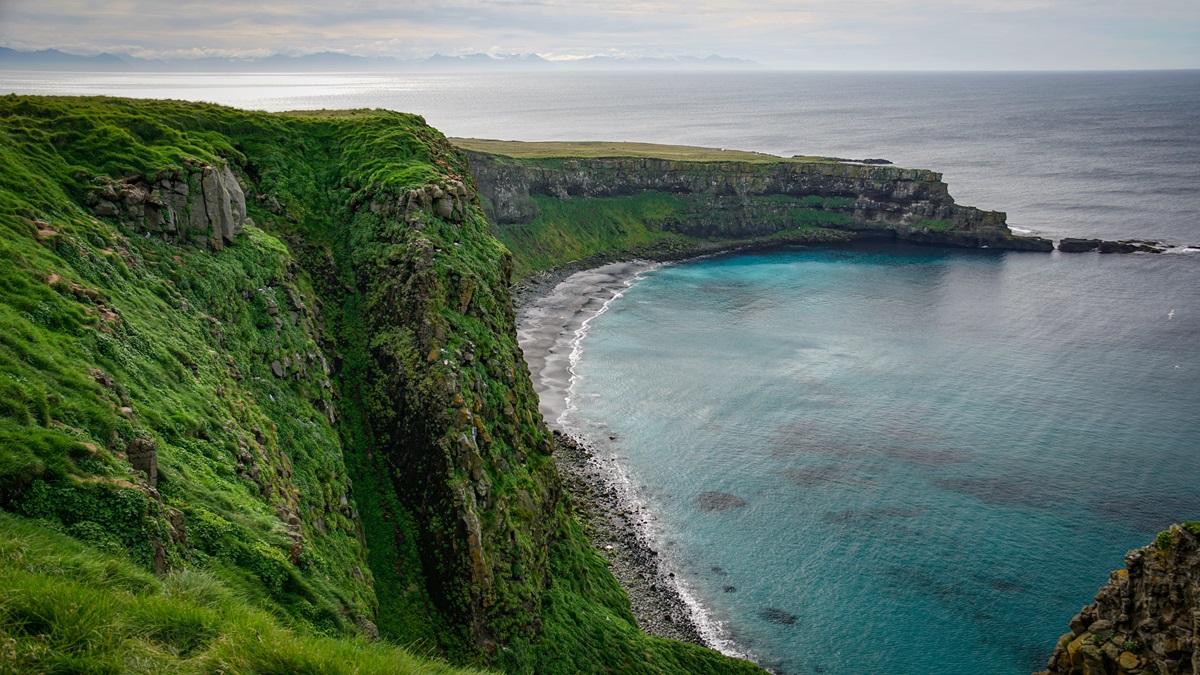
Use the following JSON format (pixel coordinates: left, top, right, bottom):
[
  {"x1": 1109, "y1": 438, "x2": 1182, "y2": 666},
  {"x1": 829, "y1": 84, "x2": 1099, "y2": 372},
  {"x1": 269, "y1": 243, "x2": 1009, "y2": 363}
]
[
  {"x1": 0, "y1": 96, "x2": 761, "y2": 674},
  {"x1": 491, "y1": 190, "x2": 855, "y2": 279},
  {"x1": 451, "y1": 138, "x2": 833, "y2": 163},
  {"x1": 0, "y1": 512, "x2": 484, "y2": 675}
]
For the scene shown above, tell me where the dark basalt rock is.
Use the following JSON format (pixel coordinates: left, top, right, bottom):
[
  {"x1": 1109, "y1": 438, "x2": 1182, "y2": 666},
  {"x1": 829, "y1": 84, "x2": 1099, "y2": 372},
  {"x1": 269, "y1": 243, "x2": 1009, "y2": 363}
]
[
  {"x1": 995, "y1": 235, "x2": 1055, "y2": 252},
  {"x1": 1099, "y1": 240, "x2": 1164, "y2": 254},
  {"x1": 1035, "y1": 524, "x2": 1200, "y2": 675},
  {"x1": 697, "y1": 491, "x2": 748, "y2": 511},
  {"x1": 126, "y1": 435, "x2": 158, "y2": 487},
  {"x1": 1058, "y1": 238, "x2": 1102, "y2": 252},
  {"x1": 466, "y1": 150, "x2": 1056, "y2": 251},
  {"x1": 1099, "y1": 240, "x2": 1139, "y2": 254}
]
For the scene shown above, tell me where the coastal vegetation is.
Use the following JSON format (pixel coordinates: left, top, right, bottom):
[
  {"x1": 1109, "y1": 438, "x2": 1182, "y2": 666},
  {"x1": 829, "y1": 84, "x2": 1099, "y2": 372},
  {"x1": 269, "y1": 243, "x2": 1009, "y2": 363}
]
[
  {"x1": 2, "y1": 94, "x2": 1180, "y2": 675},
  {"x1": 0, "y1": 95, "x2": 762, "y2": 673},
  {"x1": 450, "y1": 138, "x2": 833, "y2": 164},
  {"x1": 460, "y1": 140, "x2": 1053, "y2": 280}
]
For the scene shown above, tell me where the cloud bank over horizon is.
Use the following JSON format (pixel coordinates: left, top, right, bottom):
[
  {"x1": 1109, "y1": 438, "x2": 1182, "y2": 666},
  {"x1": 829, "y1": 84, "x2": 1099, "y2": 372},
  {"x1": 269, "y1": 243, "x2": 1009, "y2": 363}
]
[{"x1": 0, "y1": 0, "x2": 1197, "y2": 70}]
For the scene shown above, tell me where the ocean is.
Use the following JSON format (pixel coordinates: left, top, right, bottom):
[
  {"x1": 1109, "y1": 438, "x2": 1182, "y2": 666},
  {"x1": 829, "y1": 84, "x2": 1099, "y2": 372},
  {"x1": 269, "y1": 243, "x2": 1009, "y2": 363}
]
[
  {"x1": 5, "y1": 69, "x2": 1199, "y2": 673},
  {"x1": 564, "y1": 245, "x2": 1200, "y2": 674}
]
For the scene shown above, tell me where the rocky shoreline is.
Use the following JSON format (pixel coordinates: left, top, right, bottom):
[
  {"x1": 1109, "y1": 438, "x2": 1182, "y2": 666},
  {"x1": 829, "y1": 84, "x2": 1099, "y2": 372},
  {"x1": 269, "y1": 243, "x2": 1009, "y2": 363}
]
[
  {"x1": 515, "y1": 261, "x2": 728, "y2": 651},
  {"x1": 551, "y1": 431, "x2": 711, "y2": 646}
]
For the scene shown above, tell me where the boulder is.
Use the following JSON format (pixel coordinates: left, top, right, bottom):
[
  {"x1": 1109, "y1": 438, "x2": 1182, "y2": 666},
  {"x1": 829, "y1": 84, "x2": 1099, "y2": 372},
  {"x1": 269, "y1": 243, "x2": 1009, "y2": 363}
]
[
  {"x1": 1099, "y1": 240, "x2": 1138, "y2": 254},
  {"x1": 87, "y1": 160, "x2": 246, "y2": 251},
  {"x1": 1058, "y1": 238, "x2": 1102, "y2": 252},
  {"x1": 1035, "y1": 524, "x2": 1200, "y2": 675},
  {"x1": 127, "y1": 435, "x2": 158, "y2": 487}
]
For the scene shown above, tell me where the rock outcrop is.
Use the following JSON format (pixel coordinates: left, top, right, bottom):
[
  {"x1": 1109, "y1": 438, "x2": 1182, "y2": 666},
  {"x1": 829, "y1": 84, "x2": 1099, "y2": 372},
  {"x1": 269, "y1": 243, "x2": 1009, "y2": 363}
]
[
  {"x1": 86, "y1": 158, "x2": 247, "y2": 250},
  {"x1": 1036, "y1": 523, "x2": 1200, "y2": 675},
  {"x1": 1058, "y1": 238, "x2": 1170, "y2": 253},
  {"x1": 1059, "y1": 238, "x2": 1103, "y2": 252},
  {"x1": 466, "y1": 152, "x2": 1054, "y2": 251}
]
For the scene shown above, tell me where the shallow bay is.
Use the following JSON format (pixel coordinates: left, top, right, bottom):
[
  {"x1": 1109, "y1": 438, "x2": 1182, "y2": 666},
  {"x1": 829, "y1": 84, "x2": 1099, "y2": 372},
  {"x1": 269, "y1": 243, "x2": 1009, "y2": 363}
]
[{"x1": 564, "y1": 243, "x2": 1200, "y2": 674}]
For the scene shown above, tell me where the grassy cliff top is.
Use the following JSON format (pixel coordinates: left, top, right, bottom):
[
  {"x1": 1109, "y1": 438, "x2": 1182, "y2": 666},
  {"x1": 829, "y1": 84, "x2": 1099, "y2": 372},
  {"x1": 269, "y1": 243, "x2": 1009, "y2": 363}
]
[{"x1": 451, "y1": 138, "x2": 833, "y2": 163}]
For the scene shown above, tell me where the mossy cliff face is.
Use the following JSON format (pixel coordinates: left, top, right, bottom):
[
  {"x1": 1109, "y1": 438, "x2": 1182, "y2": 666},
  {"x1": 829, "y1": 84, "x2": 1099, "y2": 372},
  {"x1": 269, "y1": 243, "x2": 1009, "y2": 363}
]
[
  {"x1": 465, "y1": 150, "x2": 1052, "y2": 276},
  {"x1": 85, "y1": 160, "x2": 248, "y2": 251},
  {"x1": 0, "y1": 96, "x2": 760, "y2": 673},
  {"x1": 1036, "y1": 524, "x2": 1200, "y2": 675}
]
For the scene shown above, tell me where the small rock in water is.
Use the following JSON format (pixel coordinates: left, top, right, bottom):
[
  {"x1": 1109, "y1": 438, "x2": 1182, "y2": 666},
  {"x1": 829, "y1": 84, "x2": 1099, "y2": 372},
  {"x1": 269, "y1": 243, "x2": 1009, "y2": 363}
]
[
  {"x1": 697, "y1": 491, "x2": 748, "y2": 511},
  {"x1": 723, "y1": 586, "x2": 737, "y2": 593},
  {"x1": 759, "y1": 607, "x2": 798, "y2": 625}
]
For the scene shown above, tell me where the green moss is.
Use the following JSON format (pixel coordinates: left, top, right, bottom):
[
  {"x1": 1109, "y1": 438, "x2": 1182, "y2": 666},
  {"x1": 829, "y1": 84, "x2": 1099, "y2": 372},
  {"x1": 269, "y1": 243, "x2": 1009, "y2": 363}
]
[
  {"x1": 0, "y1": 95, "x2": 761, "y2": 674},
  {"x1": 913, "y1": 219, "x2": 956, "y2": 231},
  {"x1": 1155, "y1": 529, "x2": 1173, "y2": 550},
  {"x1": 0, "y1": 512, "x2": 485, "y2": 675}
]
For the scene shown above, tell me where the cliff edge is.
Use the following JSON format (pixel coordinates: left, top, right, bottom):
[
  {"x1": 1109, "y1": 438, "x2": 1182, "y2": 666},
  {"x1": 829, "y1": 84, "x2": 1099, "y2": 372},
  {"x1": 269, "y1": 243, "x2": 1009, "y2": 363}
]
[
  {"x1": 0, "y1": 96, "x2": 761, "y2": 673},
  {"x1": 454, "y1": 139, "x2": 1053, "y2": 278},
  {"x1": 1037, "y1": 523, "x2": 1200, "y2": 675}
]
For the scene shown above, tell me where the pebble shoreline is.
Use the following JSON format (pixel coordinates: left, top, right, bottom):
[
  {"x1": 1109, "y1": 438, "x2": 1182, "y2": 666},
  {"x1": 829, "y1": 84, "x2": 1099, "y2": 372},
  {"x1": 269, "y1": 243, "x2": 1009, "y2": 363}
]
[
  {"x1": 514, "y1": 261, "x2": 714, "y2": 648},
  {"x1": 551, "y1": 431, "x2": 709, "y2": 646}
]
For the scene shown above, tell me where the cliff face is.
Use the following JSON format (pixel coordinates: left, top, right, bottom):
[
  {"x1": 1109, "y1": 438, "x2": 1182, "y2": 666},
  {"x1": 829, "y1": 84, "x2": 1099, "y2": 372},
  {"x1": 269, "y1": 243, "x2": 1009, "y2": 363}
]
[
  {"x1": 1037, "y1": 524, "x2": 1200, "y2": 675},
  {"x1": 0, "y1": 96, "x2": 761, "y2": 673},
  {"x1": 465, "y1": 151, "x2": 1053, "y2": 272},
  {"x1": 85, "y1": 160, "x2": 248, "y2": 251}
]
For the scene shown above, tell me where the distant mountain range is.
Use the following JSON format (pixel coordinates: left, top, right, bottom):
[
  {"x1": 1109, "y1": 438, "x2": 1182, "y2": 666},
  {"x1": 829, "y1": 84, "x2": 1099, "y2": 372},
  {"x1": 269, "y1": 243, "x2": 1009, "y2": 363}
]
[{"x1": 0, "y1": 47, "x2": 763, "y2": 72}]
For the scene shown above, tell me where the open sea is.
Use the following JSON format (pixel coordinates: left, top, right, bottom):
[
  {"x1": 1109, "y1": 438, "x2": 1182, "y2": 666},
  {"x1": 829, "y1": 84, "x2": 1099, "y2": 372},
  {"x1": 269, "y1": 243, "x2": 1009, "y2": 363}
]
[{"x1": 5, "y1": 69, "x2": 1199, "y2": 673}]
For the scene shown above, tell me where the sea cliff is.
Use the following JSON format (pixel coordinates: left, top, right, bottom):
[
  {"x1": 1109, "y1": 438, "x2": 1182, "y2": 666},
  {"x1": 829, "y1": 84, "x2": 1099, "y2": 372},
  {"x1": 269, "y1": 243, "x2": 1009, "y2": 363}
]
[
  {"x1": 0, "y1": 96, "x2": 760, "y2": 673},
  {"x1": 455, "y1": 139, "x2": 1053, "y2": 278},
  {"x1": 0, "y1": 95, "x2": 1189, "y2": 675},
  {"x1": 1036, "y1": 523, "x2": 1200, "y2": 675}
]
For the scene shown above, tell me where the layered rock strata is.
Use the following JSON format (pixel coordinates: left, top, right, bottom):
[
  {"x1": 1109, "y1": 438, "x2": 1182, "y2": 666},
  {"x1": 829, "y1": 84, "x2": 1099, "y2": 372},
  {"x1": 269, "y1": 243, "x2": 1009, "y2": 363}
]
[
  {"x1": 86, "y1": 158, "x2": 247, "y2": 250},
  {"x1": 1037, "y1": 524, "x2": 1200, "y2": 675},
  {"x1": 466, "y1": 152, "x2": 1054, "y2": 251}
]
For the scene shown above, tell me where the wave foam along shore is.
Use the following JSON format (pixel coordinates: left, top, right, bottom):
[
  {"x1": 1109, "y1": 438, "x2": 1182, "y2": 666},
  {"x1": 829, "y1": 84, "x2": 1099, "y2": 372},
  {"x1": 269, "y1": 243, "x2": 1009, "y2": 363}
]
[
  {"x1": 515, "y1": 260, "x2": 755, "y2": 661},
  {"x1": 517, "y1": 260, "x2": 657, "y2": 428}
]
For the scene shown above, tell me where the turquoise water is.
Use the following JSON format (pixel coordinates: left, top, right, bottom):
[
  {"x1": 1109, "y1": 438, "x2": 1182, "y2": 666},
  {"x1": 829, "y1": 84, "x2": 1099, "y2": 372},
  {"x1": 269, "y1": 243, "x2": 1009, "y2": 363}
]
[{"x1": 565, "y1": 244, "x2": 1200, "y2": 674}]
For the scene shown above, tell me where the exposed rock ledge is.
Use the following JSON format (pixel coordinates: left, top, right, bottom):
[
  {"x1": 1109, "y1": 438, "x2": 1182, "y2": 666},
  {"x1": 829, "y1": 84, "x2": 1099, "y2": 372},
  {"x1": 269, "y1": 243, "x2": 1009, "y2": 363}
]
[
  {"x1": 1036, "y1": 523, "x2": 1200, "y2": 675},
  {"x1": 85, "y1": 158, "x2": 247, "y2": 250},
  {"x1": 465, "y1": 150, "x2": 1054, "y2": 251}
]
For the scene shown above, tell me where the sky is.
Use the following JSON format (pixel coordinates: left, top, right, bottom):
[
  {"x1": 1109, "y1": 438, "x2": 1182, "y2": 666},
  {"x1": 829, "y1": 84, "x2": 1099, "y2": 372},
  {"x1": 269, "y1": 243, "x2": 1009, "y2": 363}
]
[{"x1": 0, "y1": 0, "x2": 1197, "y2": 70}]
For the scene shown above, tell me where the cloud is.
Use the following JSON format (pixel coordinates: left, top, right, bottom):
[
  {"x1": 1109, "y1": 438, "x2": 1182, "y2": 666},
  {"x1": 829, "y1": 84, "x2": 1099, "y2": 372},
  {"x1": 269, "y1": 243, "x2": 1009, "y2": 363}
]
[{"x1": 0, "y1": 0, "x2": 1197, "y2": 68}]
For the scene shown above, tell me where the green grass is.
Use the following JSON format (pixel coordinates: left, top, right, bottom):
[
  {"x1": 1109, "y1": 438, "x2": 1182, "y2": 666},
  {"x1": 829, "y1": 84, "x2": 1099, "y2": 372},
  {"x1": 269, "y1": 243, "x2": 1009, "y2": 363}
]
[
  {"x1": 491, "y1": 192, "x2": 692, "y2": 277},
  {"x1": 912, "y1": 219, "x2": 956, "y2": 231},
  {"x1": 0, "y1": 512, "x2": 486, "y2": 675},
  {"x1": 0, "y1": 95, "x2": 762, "y2": 673},
  {"x1": 451, "y1": 138, "x2": 833, "y2": 163}
]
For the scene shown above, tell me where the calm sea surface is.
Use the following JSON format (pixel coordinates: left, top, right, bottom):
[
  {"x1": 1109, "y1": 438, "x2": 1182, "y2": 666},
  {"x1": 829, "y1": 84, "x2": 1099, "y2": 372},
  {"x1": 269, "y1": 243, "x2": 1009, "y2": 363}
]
[
  {"x1": 5, "y1": 70, "x2": 1199, "y2": 673},
  {"x1": 4, "y1": 70, "x2": 1199, "y2": 243},
  {"x1": 566, "y1": 245, "x2": 1199, "y2": 674}
]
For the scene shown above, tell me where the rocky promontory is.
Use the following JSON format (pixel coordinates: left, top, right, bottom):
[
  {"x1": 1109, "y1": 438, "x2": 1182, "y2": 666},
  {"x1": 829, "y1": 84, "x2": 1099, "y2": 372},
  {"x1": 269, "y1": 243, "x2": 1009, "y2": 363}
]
[
  {"x1": 1036, "y1": 523, "x2": 1200, "y2": 675},
  {"x1": 456, "y1": 139, "x2": 1053, "y2": 275}
]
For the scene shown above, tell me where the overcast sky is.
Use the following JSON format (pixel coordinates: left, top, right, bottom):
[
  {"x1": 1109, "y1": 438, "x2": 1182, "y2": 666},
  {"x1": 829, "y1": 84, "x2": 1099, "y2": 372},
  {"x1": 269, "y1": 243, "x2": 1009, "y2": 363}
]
[{"x1": 1, "y1": 0, "x2": 1197, "y2": 69}]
